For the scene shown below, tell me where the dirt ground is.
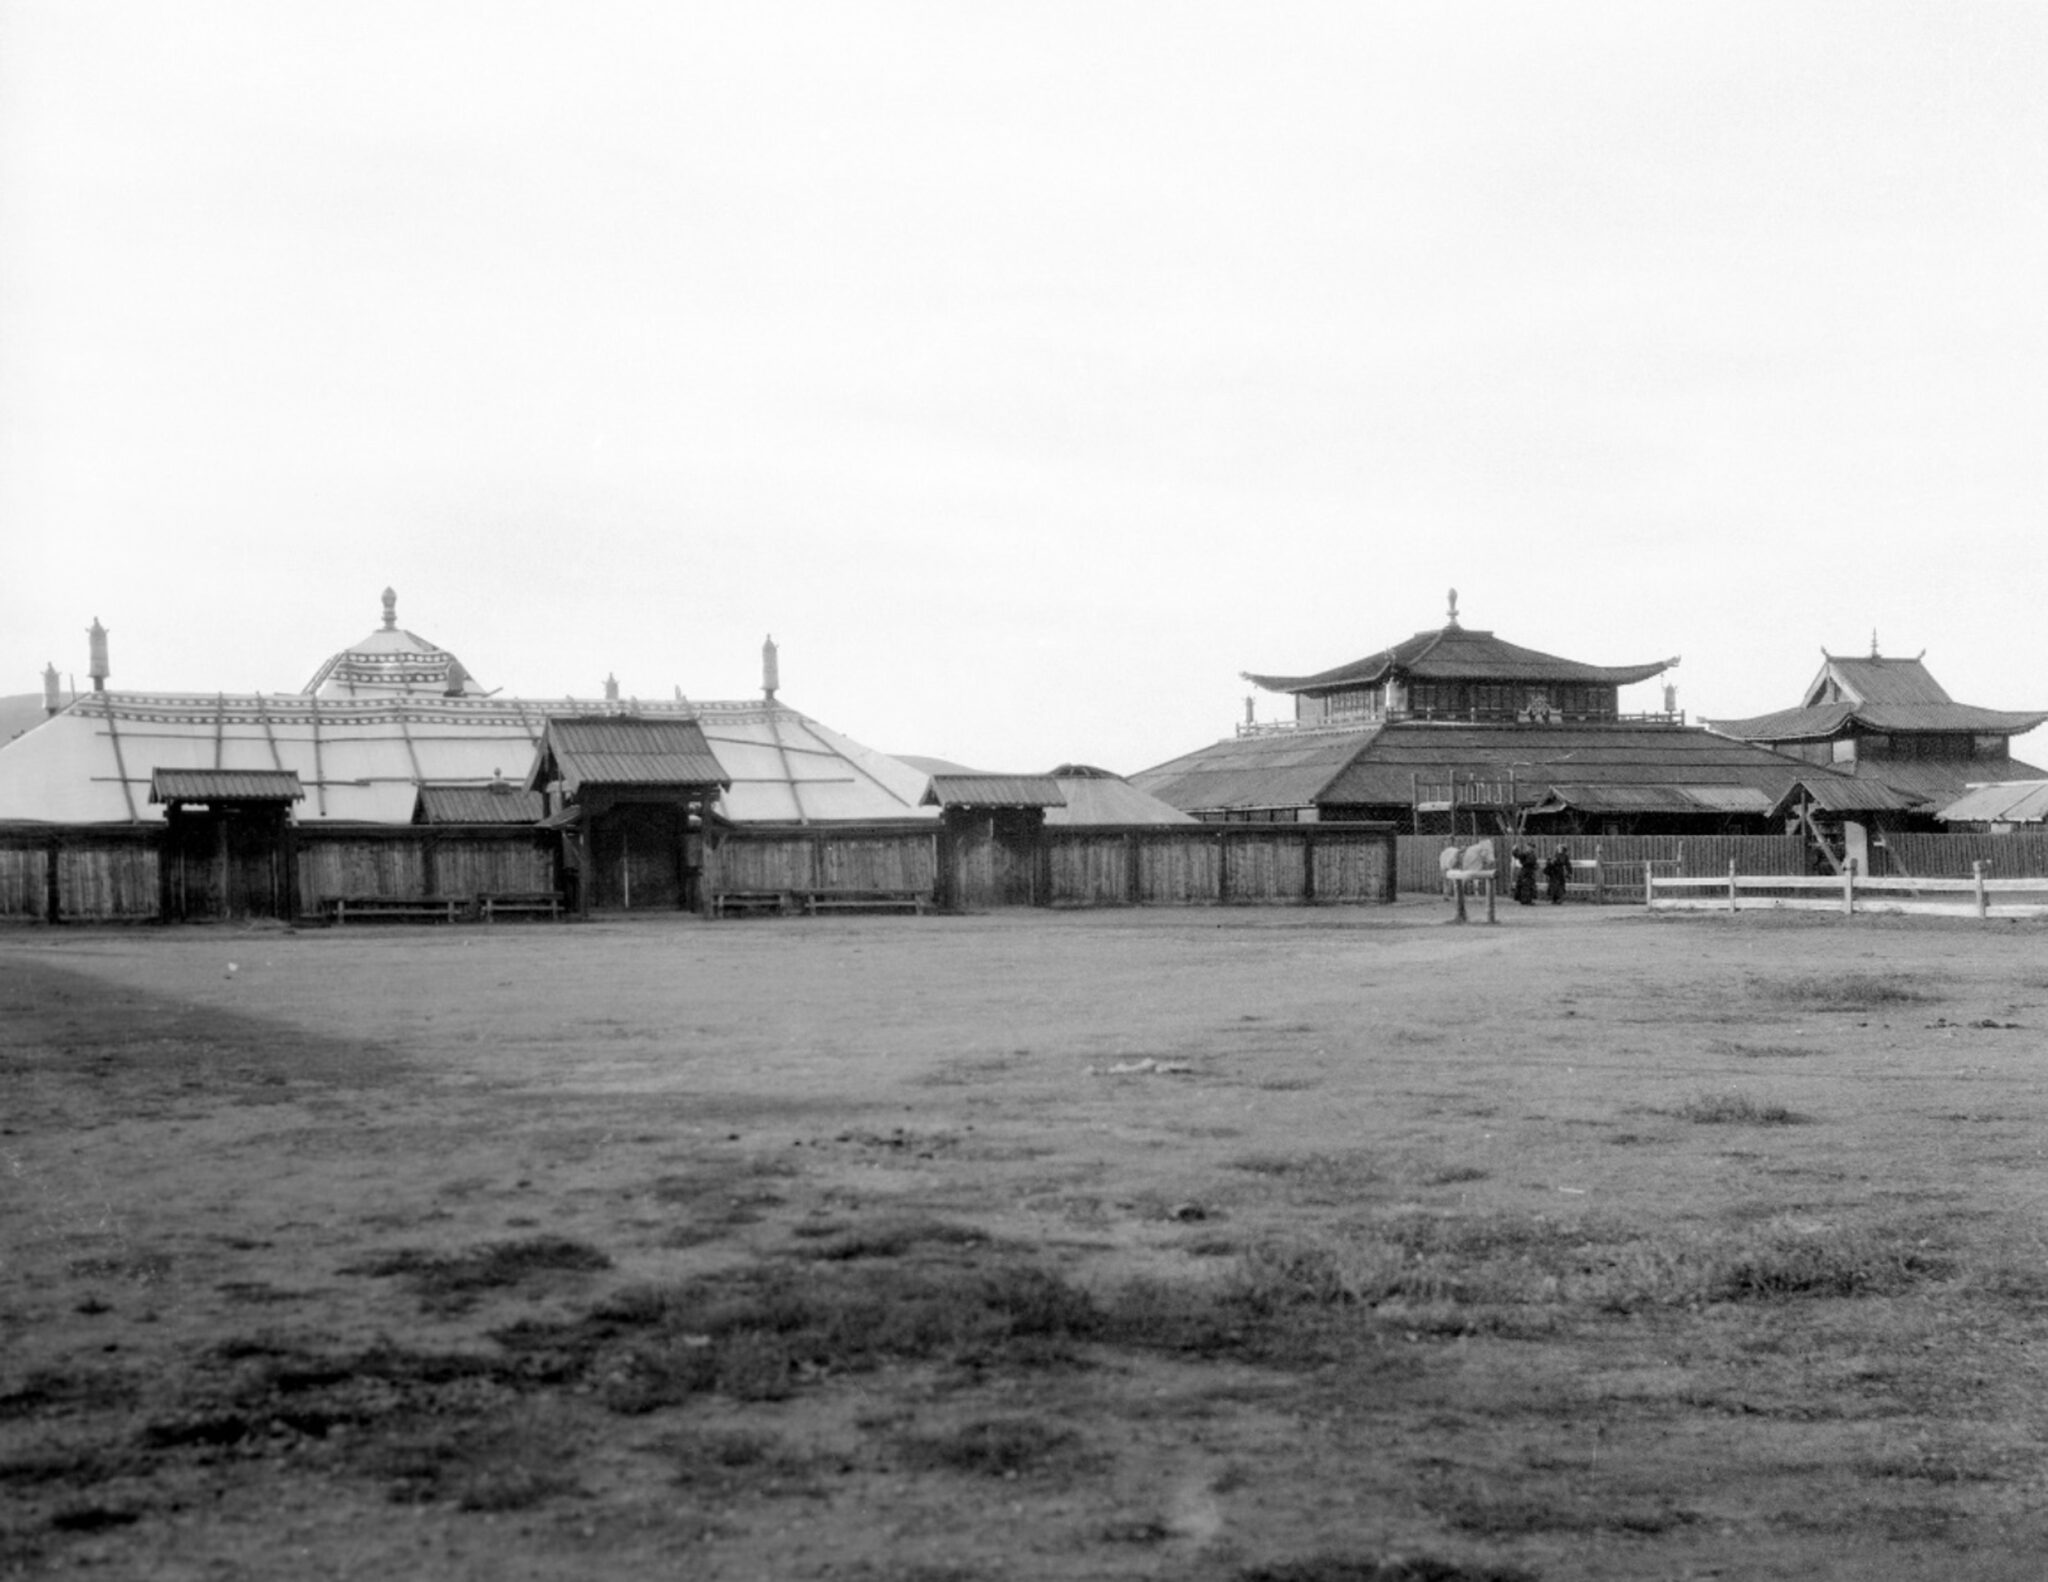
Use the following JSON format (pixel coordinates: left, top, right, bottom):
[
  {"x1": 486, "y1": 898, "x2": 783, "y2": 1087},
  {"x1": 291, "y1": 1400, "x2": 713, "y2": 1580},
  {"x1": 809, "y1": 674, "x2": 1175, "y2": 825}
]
[{"x1": 4, "y1": 900, "x2": 2047, "y2": 1581}]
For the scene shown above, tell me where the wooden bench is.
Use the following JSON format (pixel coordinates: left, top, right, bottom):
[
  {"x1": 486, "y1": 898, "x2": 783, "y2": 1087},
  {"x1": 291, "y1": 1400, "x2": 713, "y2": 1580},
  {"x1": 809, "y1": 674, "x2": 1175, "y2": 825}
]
[
  {"x1": 710, "y1": 889, "x2": 794, "y2": 918},
  {"x1": 799, "y1": 888, "x2": 928, "y2": 916},
  {"x1": 478, "y1": 891, "x2": 563, "y2": 922},
  {"x1": 321, "y1": 895, "x2": 467, "y2": 925}
]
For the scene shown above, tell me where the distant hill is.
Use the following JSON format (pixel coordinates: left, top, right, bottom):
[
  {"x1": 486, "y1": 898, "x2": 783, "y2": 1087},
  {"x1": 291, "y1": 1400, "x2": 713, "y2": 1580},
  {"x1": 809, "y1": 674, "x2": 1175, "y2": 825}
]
[{"x1": 0, "y1": 693, "x2": 58, "y2": 745}]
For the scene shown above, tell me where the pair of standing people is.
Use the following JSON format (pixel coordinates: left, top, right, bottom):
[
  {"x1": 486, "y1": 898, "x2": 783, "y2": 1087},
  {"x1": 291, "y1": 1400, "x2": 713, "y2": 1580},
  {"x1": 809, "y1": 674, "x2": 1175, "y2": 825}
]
[{"x1": 1508, "y1": 841, "x2": 1572, "y2": 905}]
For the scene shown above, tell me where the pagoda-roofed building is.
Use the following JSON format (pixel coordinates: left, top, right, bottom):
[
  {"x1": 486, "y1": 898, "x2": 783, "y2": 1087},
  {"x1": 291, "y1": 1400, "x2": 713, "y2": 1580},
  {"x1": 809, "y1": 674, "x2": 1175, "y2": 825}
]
[
  {"x1": 1244, "y1": 590, "x2": 1679, "y2": 729},
  {"x1": 1707, "y1": 643, "x2": 2048, "y2": 816},
  {"x1": 1134, "y1": 592, "x2": 1888, "y2": 836}
]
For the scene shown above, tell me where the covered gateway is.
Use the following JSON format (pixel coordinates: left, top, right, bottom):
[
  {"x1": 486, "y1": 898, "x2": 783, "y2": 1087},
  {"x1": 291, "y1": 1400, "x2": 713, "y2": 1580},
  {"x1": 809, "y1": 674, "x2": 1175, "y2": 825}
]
[{"x1": 528, "y1": 717, "x2": 729, "y2": 913}]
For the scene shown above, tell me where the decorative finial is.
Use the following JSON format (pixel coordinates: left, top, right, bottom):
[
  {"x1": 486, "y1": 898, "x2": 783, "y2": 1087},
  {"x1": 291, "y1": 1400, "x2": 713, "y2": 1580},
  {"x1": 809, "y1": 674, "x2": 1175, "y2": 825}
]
[
  {"x1": 603, "y1": 672, "x2": 619, "y2": 701},
  {"x1": 381, "y1": 587, "x2": 398, "y2": 630},
  {"x1": 1446, "y1": 588, "x2": 1460, "y2": 628},
  {"x1": 1870, "y1": 629, "x2": 1880, "y2": 659},
  {"x1": 762, "y1": 634, "x2": 780, "y2": 701},
  {"x1": 87, "y1": 618, "x2": 109, "y2": 691},
  {"x1": 1244, "y1": 695, "x2": 1255, "y2": 727},
  {"x1": 42, "y1": 662, "x2": 62, "y2": 715}
]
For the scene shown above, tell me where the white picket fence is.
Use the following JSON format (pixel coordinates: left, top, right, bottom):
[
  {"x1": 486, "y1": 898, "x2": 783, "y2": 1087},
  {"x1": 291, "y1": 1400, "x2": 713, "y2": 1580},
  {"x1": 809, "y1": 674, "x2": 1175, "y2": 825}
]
[{"x1": 1645, "y1": 860, "x2": 2048, "y2": 921}]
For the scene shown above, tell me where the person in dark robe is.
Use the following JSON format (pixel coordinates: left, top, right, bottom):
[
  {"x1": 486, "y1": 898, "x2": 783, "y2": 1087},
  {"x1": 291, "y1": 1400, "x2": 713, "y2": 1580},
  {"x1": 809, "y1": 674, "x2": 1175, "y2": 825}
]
[
  {"x1": 1510, "y1": 841, "x2": 1538, "y2": 905},
  {"x1": 1543, "y1": 845, "x2": 1571, "y2": 905}
]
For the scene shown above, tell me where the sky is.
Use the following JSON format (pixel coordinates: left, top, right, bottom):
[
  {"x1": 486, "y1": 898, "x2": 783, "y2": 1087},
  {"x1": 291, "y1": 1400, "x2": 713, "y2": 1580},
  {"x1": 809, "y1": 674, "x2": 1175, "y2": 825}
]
[{"x1": 3, "y1": 2, "x2": 2045, "y2": 774}]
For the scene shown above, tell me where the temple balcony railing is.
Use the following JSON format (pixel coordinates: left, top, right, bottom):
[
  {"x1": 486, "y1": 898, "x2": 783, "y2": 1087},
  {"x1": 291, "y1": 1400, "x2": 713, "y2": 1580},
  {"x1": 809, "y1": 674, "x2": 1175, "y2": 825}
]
[{"x1": 1236, "y1": 708, "x2": 1687, "y2": 738}]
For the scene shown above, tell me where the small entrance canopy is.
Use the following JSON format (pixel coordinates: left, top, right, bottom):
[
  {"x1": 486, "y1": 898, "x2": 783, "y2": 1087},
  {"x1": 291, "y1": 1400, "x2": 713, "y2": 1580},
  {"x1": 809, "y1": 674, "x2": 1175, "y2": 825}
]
[
  {"x1": 149, "y1": 769, "x2": 304, "y2": 808},
  {"x1": 413, "y1": 781, "x2": 546, "y2": 824},
  {"x1": 1766, "y1": 778, "x2": 1917, "y2": 819},
  {"x1": 920, "y1": 774, "x2": 1067, "y2": 810},
  {"x1": 526, "y1": 718, "x2": 729, "y2": 798}
]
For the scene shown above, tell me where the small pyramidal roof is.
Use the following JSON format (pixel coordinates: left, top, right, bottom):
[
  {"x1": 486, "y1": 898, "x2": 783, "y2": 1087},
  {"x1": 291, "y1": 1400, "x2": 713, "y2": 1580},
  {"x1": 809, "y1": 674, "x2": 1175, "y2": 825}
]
[{"x1": 302, "y1": 588, "x2": 486, "y2": 699}]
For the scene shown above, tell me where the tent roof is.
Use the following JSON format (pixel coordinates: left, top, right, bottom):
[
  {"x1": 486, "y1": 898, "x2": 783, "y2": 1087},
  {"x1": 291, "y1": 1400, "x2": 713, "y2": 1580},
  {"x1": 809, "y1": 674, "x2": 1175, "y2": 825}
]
[
  {"x1": 301, "y1": 589, "x2": 486, "y2": 699},
  {"x1": 0, "y1": 693, "x2": 934, "y2": 826}
]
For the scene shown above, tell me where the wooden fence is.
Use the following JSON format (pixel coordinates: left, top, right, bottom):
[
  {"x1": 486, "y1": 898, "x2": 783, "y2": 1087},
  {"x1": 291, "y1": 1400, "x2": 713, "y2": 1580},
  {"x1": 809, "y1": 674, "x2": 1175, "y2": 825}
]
[
  {"x1": 0, "y1": 830, "x2": 161, "y2": 921},
  {"x1": 1649, "y1": 861, "x2": 2048, "y2": 921},
  {"x1": 1033, "y1": 823, "x2": 1395, "y2": 909},
  {"x1": 707, "y1": 821, "x2": 1396, "y2": 911},
  {"x1": 0, "y1": 816, "x2": 1391, "y2": 922},
  {"x1": 1876, "y1": 833, "x2": 2048, "y2": 879},
  {"x1": 1396, "y1": 834, "x2": 1808, "y2": 901}
]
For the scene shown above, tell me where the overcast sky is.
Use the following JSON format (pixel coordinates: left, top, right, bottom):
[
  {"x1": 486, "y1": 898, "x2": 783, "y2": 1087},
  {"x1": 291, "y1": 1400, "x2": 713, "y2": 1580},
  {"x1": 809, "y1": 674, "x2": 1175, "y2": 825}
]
[{"x1": 4, "y1": 2, "x2": 2044, "y2": 772}]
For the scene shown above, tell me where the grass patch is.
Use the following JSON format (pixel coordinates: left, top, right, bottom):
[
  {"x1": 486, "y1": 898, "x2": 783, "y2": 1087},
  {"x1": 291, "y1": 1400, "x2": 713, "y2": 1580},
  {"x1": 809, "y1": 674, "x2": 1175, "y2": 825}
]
[
  {"x1": 892, "y1": 1416, "x2": 1084, "y2": 1478},
  {"x1": 1677, "y1": 1091, "x2": 1808, "y2": 1125},
  {"x1": 788, "y1": 1215, "x2": 992, "y2": 1260},
  {"x1": 1758, "y1": 973, "x2": 1935, "y2": 1012},
  {"x1": 1238, "y1": 1557, "x2": 1539, "y2": 1582},
  {"x1": 507, "y1": 1257, "x2": 1107, "y2": 1413},
  {"x1": 344, "y1": 1235, "x2": 612, "y2": 1312},
  {"x1": 1708, "y1": 1039, "x2": 1822, "y2": 1059}
]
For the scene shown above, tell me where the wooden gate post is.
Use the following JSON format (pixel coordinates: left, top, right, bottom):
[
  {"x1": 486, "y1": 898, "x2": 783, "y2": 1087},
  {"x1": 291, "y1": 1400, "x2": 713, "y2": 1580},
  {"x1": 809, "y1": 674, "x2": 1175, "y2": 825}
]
[
  {"x1": 1842, "y1": 856, "x2": 1856, "y2": 917},
  {"x1": 1728, "y1": 859, "x2": 1738, "y2": 914},
  {"x1": 1973, "y1": 859, "x2": 1987, "y2": 920}
]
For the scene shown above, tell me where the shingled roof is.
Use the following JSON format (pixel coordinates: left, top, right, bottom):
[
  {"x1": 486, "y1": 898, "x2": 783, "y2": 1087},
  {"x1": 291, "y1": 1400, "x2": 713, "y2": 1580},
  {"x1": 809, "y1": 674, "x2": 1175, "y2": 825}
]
[
  {"x1": 527, "y1": 717, "x2": 729, "y2": 797},
  {"x1": 1133, "y1": 721, "x2": 1866, "y2": 819}
]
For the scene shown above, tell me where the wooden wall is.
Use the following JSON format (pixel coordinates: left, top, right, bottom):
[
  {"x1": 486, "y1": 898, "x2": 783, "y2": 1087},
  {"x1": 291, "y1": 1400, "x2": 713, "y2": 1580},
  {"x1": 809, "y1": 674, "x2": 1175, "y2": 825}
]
[
  {"x1": 706, "y1": 825, "x2": 939, "y2": 894},
  {"x1": 1036, "y1": 824, "x2": 1394, "y2": 909},
  {"x1": 1880, "y1": 832, "x2": 2048, "y2": 879},
  {"x1": 0, "y1": 830, "x2": 160, "y2": 921}
]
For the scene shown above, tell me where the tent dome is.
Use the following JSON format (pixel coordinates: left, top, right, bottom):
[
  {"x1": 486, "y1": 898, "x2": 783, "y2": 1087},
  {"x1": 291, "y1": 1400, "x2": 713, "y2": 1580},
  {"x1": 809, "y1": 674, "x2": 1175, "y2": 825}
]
[{"x1": 301, "y1": 588, "x2": 486, "y2": 699}]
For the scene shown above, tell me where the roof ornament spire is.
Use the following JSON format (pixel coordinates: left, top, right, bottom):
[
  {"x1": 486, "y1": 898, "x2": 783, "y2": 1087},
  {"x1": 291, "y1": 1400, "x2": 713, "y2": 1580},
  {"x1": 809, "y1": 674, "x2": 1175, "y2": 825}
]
[
  {"x1": 1446, "y1": 588, "x2": 1460, "y2": 629},
  {"x1": 87, "y1": 618, "x2": 109, "y2": 692},
  {"x1": 762, "y1": 634, "x2": 780, "y2": 701},
  {"x1": 1870, "y1": 629, "x2": 1881, "y2": 659},
  {"x1": 381, "y1": 587, "x2": 398, "y2": 631}
]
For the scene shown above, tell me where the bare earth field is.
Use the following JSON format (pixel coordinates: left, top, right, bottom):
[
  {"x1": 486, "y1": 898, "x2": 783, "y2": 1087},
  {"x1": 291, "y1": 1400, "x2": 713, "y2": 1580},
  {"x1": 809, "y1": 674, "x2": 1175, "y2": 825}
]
[{"x1": 4, "y1": 902, "x2": 2047, "y2": 1581}]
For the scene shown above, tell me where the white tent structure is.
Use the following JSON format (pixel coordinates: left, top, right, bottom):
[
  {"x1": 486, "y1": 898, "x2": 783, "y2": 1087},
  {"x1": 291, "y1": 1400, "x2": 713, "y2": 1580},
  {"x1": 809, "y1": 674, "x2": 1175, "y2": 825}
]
[{"x1": 0, "y1": 594, "x2": 934, "y2": 827}]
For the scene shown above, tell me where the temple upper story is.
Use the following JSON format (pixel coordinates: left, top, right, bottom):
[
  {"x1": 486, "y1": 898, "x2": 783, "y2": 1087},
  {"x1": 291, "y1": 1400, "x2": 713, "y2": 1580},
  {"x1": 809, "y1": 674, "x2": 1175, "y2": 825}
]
[
  {"x1": 301, "y1": 587, "x2": 487, "y2": 699},
  {"x1": 1241, "y1": 591, "x2": 1679, "y2": 731}
]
